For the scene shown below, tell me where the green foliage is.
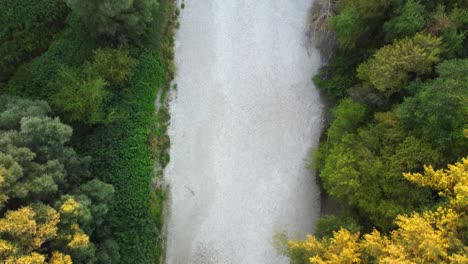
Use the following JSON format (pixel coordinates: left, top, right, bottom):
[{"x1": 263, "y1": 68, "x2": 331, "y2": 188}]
[
  {"x1": 0, "y1": 0, "x2": 68, "y2": 84},
  {"x1": 2, "y1": 0, "x2": 177, "y2": 262},
  {"x1": 319, "y1": 111, "x2": 441, "y2": 230},
  {"x1": 384, "y1": 0, "x2": 427, "y2": 41},
  {"x1": 314, "y1": 215, "x2": 361, "y2": 239},
  {"x1": 87, "y1": 48, "x2": 138, "y2": 85},
  {"x1": 47, "y1": 48, "x2": 136, "y2": 124},
  {"x1": 0, "y1": 96, "x2": 81, "y2": 202},
  {"x1": 49, "y1": 67, "x2": 110, "y2": 124},
  {"x1": 85, "y1": 52, "x2": 167, "y2": 263},
  {"x1": 397, "y1": 59, "x2": 468, "y2": 160},
  {"x1": 4, "y1": 15, "x2": 99, "y2": 99},
  {"x1": 64, "y1": 0, "x2": 160, "y2": 43},
  {"x1": 357, "y1": 33, "x2": 443, "y2": 96},
  {"x1": 309, "y1": 0, "x2": 467, "y2": 251},
  {"x1": 0, "y1": 96, "x2": 116, "y2": 263},
  {"x1": 331, "y1": 7, "x2": 362, "y2": 49},
  {"x1": 313, "y1": 49, "x2": 361, "y2": 99},
  {"x1": 150, "y1": 106, "x2": 171, "y2": 168},
  {"x1": 327, "y1": 99, "x2": 367, "y2": 143},
  {"x1": 338, "y1": 0, "x2": 395, "y2": 21},
  {"x1": 313, "y1": 99, "x2": 366, "y2": 173}
]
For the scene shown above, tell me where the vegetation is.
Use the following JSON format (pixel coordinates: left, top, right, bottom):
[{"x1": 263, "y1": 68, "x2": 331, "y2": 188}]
[
  {"x1": 284, "y1": 0, "x2": 468, "y2": 262},
  {"x1": 0, "y1": 96, "x2": 115, "y2": 263},
  {"x1": 63, "y1": 0, "x2": 160, "y2": 43},
  {"x1": 85, "y1": 52, "x2": 169, "y2": 263},
  {"x1": 0, "y1": 0, "x2": 68, "y2": 85},
  {"x1": 0, "y1": 0, "x2": 177, "y2": 262},
  {"x1": 287, "y1": 158, "x2": 468, "y2": 263}
]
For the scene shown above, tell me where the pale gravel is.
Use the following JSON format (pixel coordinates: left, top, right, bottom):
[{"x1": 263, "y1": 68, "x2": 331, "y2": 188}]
[{"x1": 164, "y1": 0, "x2": 324, "y2": 263}]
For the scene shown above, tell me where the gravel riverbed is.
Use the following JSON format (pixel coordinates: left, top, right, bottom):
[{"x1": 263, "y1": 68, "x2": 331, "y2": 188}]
[{"x1": 165, "y1": 1, "x2": 324, "y2": 263}]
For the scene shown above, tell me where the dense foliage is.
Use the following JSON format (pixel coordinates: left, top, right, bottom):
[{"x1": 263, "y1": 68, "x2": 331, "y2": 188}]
[
  {"x1": 287, "y1": 158, "x2": 468, "y2": 263},
  {"x1": 0, "y1": 0, "x2": 68, "y2": 85},
  {"x1": 63, "y1": 0, "x2": 160, "y2": 43},
  {"x1": 85, "y1": 52, "x2": 168, "y2": 263},
  {"x1": 0, "y1": 0, "x2": 177, "y2": 262},
  {"x1": 0, "y1": 96, "x2": 115, "y2": 263},
  {"x1": 287, "y1": 0, "x2": 468, "y2": 262}
]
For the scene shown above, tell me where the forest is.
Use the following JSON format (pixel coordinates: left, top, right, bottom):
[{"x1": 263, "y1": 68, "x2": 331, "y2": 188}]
[
  {"x1": 0, "y1": 0, "x2": 176, "y2": 263},
  {"x1": 282, "y1": 0, "x2": 468, "y2": 263}
]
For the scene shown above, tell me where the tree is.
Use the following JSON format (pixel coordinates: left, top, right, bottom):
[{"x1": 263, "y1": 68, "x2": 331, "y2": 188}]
[
  {"x1": 312, "y1": 49, "x2": 361, "y2": 99},
  {"x1": 425, "y1": 6, "x2": 466, "y2": 58},
  {"x1": 318, "y1": 110, "x2": 440, "y2": 230},
  {"x1": 384, "y1": 0, "x2": 427, "y2": 41},
  {"x1": 326, "y1": 99, "x2": 367, "y2": 143},
  {"x1": 357, "y1": 33, "x2": 443, "y2": 96},
  {"x1": 313, "y1": 99, "x2": 366, "y2": 173},
  {"x1": 314, "y1": 215, "x2": 361, "y2": 239},
  {"x1": 330, "y1": 7, "x2": 363, "y2": 49},
  {"x1": 285, "y1": 158, "x2": 468, "y2": 263},
  {"x1": 86, "y1": 48, "x2": 138, "y2": 85},
  {"x1": 49, "y1": 48, "x2": 137, "y2": 124},
  {"x1": 63, "y1": 0, "x2": 160, "y2": 43},
  {"x1": 49, "y1": 67, "x2": 109, "y2": 125},
  {"x1": 337, "y1": 0, "x2": 394, "y2": 22},
  {"x1": 0, "y1": 96, "x2": 116, "y2": 263},
  {"x1": 397, "y1": 59, "x2": 468, "y2": 159},
  {"x1": 0, "y1": 204, "x2": 69, "y2": 263}
]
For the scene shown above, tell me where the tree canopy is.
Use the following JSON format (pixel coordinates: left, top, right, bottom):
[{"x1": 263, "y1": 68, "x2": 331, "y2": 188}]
[
  {"x1": 0, "y1": 96, "x2": 115, "y2": 263},
  {"x1": 357, "y1": 33, "x2": 443, "y2": 96},
  {"x1": 287, "y1": 157, "x2": 468, "y2": 263},
  {"x1": 63, "y1": 0, "x2": 160, "y2": 43}
]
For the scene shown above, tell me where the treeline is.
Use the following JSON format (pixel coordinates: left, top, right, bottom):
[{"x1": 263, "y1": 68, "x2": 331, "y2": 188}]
[
  {"x1": 282, "y1": 0, "x2": 467, "y2": 262},
  {"x1": 0, "y1": 0, "x2": 177, "y2": 263}
]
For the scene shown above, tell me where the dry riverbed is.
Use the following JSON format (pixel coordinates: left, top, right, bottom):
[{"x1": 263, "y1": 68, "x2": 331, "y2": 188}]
[{"x1": 165, "y1": 0, "x2": 324, "y2": 263}]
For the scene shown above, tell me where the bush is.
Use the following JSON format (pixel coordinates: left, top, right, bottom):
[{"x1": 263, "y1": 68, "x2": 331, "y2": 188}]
[{"x1": 85, "y1": 52, "x2": 167, "y2": 263}]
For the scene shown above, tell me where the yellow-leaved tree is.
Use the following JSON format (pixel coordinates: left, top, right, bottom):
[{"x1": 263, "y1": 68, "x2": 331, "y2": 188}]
[{"x1": 286, "y1": 157, "x2": 468, "y2": 263}]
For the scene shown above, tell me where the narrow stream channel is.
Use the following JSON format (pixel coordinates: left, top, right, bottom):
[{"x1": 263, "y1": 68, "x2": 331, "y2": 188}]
[{"x1": 165, "y1": 0, "x2": 324, "y2": 263}]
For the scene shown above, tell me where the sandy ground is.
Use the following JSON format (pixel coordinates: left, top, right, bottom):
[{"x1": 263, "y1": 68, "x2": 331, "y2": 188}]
[{"x1": 164, "y1": 0, "x2": 324, "y2": 263}]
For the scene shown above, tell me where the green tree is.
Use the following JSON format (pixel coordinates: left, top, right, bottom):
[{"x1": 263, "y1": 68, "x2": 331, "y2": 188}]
[
  {"x1": 85, "y1": 48, "x2": 138, "y2": 85},
  {"x1": 319, "y1": 111, "x2": 440, "y2": 230},
  {"x1": 0, "y1": 0, "x2": 68, "y2": 84},
  {"x1": 326, "y1": 99, "x2": 367, "y2": 143},
  {"x1": 330, "y1": 7, "x2": 362, "y2": 49},
  {"x1": 49, "y1": 48, "x2": 137, "y2": 124},
  {"x1": 49, "y1": 67, "x2": 109, "y2": 125},
  {"x1": 397, "y1": 59, "x2": 468, "y2": 159},
  {"x1": 337, "y1": 0, "x2": 394, "y2": 22},
  {"x1": 313, "y1": 99, "x2": 366, "y2": 172},
  {"x1": 312, "y1": 49, "x2": 361, "y2": 99},
  {"x1": 384, "y1": 0, "x2": 427, "y2": 41},
  {"x1": 63, "y1": 0, "x2": 160, "y2": 43},
  {"x1": 357, "y1": 33, "x2": 443, "y2": 96}
]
